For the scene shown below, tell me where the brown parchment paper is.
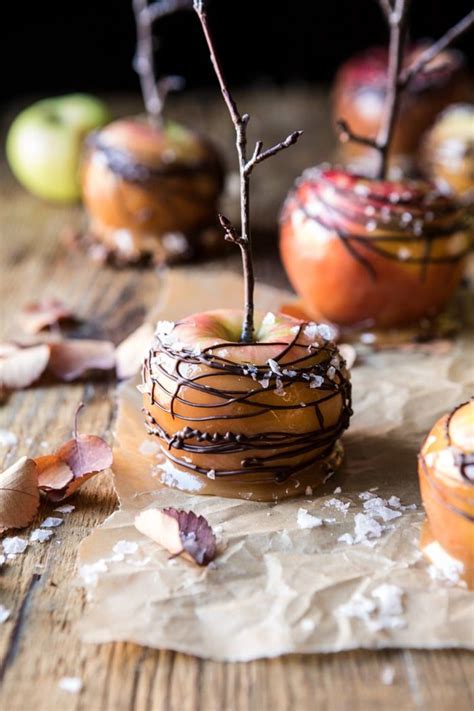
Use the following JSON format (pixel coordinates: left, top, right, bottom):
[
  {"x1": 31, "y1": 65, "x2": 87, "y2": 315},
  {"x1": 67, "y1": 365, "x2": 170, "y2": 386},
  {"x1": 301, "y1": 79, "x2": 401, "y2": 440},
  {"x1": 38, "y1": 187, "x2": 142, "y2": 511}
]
[{"x1": 79, "y1": 270, "x2": 474, "y2": 660}]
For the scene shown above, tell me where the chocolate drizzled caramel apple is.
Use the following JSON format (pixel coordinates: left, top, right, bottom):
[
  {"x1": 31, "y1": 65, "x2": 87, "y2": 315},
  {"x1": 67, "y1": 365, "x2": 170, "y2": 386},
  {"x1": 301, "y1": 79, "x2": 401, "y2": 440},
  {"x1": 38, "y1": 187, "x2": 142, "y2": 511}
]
[
  {"x1": 80, "y1": 0, "x2": 223, "y2": 265},
  {"x1": 280, "y1": 167, "x2": 470, "y2": 327},
  {"x1": 419, "y1": 400, "x2": 474, "y2": 587},
  {"x1": 420, "y1": 104, "x2": 474, "y2": 203},
  {"x1": 141, "y1": 1, "x2": 352, "y2": 500},
  {"x1": 332, "y1": 43, "x2": 471, "y2": 165},
  {"x1": 142, "y1": 312, "x2": 351, "y2": 500},
  {"x1": 280, "y1": 3, "x2": 474, "y2": 331}
]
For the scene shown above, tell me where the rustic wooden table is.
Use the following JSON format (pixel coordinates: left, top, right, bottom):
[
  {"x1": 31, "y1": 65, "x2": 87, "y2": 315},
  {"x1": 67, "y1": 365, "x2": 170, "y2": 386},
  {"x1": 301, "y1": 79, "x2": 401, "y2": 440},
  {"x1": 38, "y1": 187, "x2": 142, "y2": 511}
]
[{"x1": 0, "y1": 90, "x2": 472, "y2": 711}]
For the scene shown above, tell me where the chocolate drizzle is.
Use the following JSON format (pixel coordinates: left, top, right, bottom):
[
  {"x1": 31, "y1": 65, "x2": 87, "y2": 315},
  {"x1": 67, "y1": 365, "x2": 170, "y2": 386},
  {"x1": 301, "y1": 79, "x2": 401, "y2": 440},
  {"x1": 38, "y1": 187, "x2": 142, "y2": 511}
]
[
  {"x1": 282, "y1": 167, "x2": 470, "y2": 282},
  {"x1": 143, "y1": 322, "x2": 352, "y2": 484},
  {"x1": 445, "y1": 399, "x2": 474, "y2": 485}
]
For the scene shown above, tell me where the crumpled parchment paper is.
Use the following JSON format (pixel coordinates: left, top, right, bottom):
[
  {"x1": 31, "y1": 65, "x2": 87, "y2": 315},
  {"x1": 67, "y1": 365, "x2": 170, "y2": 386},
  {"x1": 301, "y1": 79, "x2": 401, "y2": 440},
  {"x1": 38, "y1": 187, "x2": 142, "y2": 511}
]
[{"x1": 78, "y1": 270, "x2": 474, "y2": 660}]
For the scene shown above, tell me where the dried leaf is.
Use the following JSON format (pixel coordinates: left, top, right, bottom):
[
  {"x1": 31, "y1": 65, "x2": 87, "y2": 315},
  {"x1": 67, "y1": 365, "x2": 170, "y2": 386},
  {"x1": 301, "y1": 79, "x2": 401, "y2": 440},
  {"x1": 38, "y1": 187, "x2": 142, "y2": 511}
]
[
  {"x1": 135, "y1": 507, "x2": 217, "y2": 566},
  {"x1": 36, "y1": 404, "x2": 113, "y2": 501},
  {"x1": 0, "y1": 457, "x2": 39, "y2": 532},
  {"x1": 36, "y1": 455, "x2": 74, "y2": 490},
  {"x1": 115, "y1": 322, "x2": 154, "y2": 380},
  {"x1": 48, "y1": 340, "x2": 115, "y2": 381},
  {"x1": 0, "y1": 344, "x2": 50, "y2": 392},
  {"x1": 20, "y1": 298, "x2": 75, "y2": 334}
]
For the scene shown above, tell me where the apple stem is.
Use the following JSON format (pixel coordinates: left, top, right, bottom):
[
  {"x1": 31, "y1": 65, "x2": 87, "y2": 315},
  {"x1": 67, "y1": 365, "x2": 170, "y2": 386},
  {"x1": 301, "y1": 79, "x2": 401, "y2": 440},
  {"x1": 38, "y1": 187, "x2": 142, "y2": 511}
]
[
  {"x1": 132, "y1": 0, "x2": 190, "y2": 127},
  {"x1": 194, "y1": 0, "x2": 302, "y2": 343},
  {"x1": 336, "y1": 1, "x2": 474, "y2": 180}
]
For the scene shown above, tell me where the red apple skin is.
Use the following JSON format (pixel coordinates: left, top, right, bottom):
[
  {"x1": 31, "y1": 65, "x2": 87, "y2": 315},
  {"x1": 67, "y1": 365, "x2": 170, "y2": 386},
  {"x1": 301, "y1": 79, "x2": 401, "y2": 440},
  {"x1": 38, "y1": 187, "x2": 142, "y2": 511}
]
[
  {"x1": 142, "y1": 310, "x2": 352, "y2": 501},
  {"x1": 418, "y1": 401, "x2": 474, "y2": 588},
  {"x1": 81, "y1": 116, "x2": 224, "y2": 263},
  {"x1": 280, "y1": 167, "x2": 470, "y2": 328},
  {"x1": 332, "y1": 45, "x2": 472, "y2": 161}
]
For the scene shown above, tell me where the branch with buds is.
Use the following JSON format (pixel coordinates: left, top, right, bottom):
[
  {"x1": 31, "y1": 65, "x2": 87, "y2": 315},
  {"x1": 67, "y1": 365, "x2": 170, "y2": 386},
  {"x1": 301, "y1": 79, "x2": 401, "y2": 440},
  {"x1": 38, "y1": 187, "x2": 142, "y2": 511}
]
[
  {"x1": 337, "y1": 1, "x2": 474, "y2": 179},
  {"x1": 194, "y1": 0, "x2": 303, "y2": 343},
  {"x1": 133, "y1": 0, "x2": 191, "y2": 126}
]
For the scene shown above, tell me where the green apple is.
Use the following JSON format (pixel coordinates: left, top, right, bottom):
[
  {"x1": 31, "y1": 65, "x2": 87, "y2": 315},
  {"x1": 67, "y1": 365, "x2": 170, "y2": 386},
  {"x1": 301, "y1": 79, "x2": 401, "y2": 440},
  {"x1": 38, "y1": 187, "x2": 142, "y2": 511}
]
[{"x1": 6, "y1": 94, "x2": 111, "y2": 203}]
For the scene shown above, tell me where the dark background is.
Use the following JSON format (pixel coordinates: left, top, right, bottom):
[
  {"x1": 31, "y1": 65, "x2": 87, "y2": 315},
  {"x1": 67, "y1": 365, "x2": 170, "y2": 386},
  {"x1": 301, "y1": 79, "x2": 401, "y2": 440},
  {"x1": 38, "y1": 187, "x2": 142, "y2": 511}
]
[{"x1": 2, "y1": 0, "x2": 473, "y2": 104}]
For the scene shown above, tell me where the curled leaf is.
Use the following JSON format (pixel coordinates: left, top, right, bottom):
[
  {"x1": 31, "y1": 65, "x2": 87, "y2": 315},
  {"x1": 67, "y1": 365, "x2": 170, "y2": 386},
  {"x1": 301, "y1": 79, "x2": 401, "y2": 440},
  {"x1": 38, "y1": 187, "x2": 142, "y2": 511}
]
[
  {"x1": 0, "y1": 344, "x2": 50, "y2": 392},
  {"x1": 115, "y1": 322, "x2": 154, "y2": 380},
  {"x1": 36, "y1": 404, "x2": 113, "y2": 501},
  {"x1": 48, "y1": 340, "x2": 115, "y2": 381},
  {"x1": 135, "y1": 507, "x2": 217, "y2": 566},
  {"x1": 0, "y1": 457, "x2": 40, "y2": 532},
  {"x1": 20, "y1": 299, "x2": 75, "y2": 334}
]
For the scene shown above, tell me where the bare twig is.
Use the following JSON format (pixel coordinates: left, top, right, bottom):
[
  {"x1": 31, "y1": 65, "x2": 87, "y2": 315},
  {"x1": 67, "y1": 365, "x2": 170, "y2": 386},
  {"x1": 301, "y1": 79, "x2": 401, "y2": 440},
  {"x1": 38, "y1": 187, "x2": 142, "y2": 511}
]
[
  {"x1": 133, "y1": 0, "x2": 191, "y2": 126},
  {"x1": 193, "y1": 0, "x2": 302, "y2": 343},
  {"x1": 399, "y1": 10, "x2": 474, "y2": 87},
  {"x1": 377, "y1": 0, "x2": 394, "y2": 21},
  {"x1": 335, "y1": 119, "x2": 380, "y2": 150}
]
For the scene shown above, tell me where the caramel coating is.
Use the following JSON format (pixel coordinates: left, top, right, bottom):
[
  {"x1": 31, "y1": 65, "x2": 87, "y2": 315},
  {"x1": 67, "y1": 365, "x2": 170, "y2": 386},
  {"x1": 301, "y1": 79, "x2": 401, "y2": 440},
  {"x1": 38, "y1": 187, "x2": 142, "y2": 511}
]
[
  {"x1": 280, "y1": 167, "x2": 471, "y2": 328},
  {"x1": 81, "y1": 117, "x2": 224, "y2": 264},
  {"x1": 142, "y1": 310, "x2": 352, "y2": 501},
  {"x1": 419, "y1": 400, "x2": 474, "y2": 587}
]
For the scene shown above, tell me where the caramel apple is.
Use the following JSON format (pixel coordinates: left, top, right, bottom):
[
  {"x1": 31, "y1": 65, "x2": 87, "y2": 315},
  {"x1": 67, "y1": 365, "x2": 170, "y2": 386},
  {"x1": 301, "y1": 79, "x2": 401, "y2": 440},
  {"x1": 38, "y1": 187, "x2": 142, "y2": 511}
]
[
  {"x1": 140, "y1": 1, "x2": 352, "y2": 501},
  {"x1": 419, "y1": 400, "x2": 474, "y2": 587},
  {"x1": 420, "y1": 104, "x2": 474, "y2": 203},
  {"x1": 81, "y1": 117, "x2": 223, "y2": 264},
  {"x1": 280, "y1": 166, "x2": 470, "y2": 328},
  {"x1": 332, "y1": 44, "x2": 471, "y2": 164},
  {"x1": 142, "y1": 311, "x2": 351, "y2": 500}
]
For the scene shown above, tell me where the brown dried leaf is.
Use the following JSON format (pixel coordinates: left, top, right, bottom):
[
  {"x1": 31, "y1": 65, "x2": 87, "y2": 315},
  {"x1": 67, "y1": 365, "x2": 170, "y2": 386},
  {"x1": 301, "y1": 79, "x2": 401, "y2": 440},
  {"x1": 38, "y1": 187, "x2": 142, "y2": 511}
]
[
  {"x1": 115, "y1": 322, "x2": 154, "y2": 380},
  {"x1": 0, "y1": 344, "x2": 50, "y2": 391},
  {"x1": 135, "y1": 507, "x2": 217, "y2": 566},
  {"x1": 0, "y1": 457, "x2": 39, "y2": 532},
  {"x1": 35, "y1": 454, "x2": 74, "y2": 490},
  {"x1": 48, "y1": 340, "x2": 115, "y2": 381},
  {"x1": 20, "y1": 298, "x2": 75, "y2": 334}
]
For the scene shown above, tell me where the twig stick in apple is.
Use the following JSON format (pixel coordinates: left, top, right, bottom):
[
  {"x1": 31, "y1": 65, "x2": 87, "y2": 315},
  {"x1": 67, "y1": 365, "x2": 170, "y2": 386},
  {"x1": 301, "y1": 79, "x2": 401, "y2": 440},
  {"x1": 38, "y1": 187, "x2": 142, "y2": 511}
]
[
  {"x1": 193, "y1": 0, "x2": 302, "y2": 343},
  {"x1": 338, "y1": 2, "x2": 474, "y2": 179},
  {"x1": 133, "y1": 0, "x2": 191, "y2": 126}
]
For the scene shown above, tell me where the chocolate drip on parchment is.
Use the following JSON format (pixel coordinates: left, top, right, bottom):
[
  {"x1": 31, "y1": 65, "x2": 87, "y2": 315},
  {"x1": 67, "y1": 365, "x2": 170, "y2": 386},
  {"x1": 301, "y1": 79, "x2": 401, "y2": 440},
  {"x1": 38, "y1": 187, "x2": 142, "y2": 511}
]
[{"x1": 143, "y1": 326, "x2": 352, "y2": 484}]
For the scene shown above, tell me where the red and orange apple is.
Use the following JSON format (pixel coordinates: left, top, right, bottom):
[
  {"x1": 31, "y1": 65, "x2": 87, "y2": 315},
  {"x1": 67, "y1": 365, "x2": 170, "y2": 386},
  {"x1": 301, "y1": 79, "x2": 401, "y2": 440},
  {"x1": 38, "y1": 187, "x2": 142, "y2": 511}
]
[
  {"x1": 332, "y1": 44, "x2": 471, "y2": 165},
  {"x1": 81, "y1": 116, "x2": 224, "y2": 264},
  {"x1": 419, "y1": 399, "x2": 474, "y2": 587},
  {"x1": 280, "y1": 166, "x2": 471, "y2": 329},
  {"x1": 141, "y1": 309, "x2": 352, "y2": 501}
]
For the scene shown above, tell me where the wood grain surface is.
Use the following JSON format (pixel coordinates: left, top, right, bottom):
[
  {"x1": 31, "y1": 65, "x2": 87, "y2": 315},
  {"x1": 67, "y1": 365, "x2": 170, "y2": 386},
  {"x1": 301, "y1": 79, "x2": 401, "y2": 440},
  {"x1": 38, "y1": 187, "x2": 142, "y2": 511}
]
[{"x1": 0, "y1": 91, "x2": 473, "y2": 711}]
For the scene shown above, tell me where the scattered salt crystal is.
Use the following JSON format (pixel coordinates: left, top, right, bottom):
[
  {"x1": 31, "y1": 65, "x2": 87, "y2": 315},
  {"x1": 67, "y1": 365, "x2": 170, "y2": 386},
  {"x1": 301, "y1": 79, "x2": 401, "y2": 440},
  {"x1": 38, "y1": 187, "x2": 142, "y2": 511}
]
[
  {"x1": 262, "y1": 312, "x2": 275, "y2": 327},
  {"x1": 317, "y1": 324, "x2": 333, "y2": 341},
  {"x1": 136, "y1": 383, "x2": 149, "y2": 394},
  {"x1": 2, "y1": 537, "x2": 28, "y2": 555},
  {"x1": 324, "y1": 518, "x2": 336, "y2": 524},
  {"x1": 300, "y1": 402, "x2": 307, "y2": 407},
  {"x1": 0, "y1": 605, "x2": 11, "y2": 623},
  {"x1": 363, "y1": 497, "x2": 402, "y2": 522},
  {"x1": 113, "y1": 540, "x2": 138, "y2": 556},
  {"x1": 359, "y1": 490, "x2": 375, "y2": 500},
  {"x1": 325, "y1": 498, "x2": 350, "y2": 514},
  {"x1": 338, "y1": 533, "x2": 354, "y2": 545},
  {"x1": 207, "y1": 469, "x2": 216, "y2": 480},
  {"x1": 297, "y1": 508, "x2": 323, "y2": 529},
  {"x1": 305, "y1": 486, "x2": 313, "y2": 496},
  {"x1": 333, "y1": 486, "x2": 342, "y2": 494},
  {"x1": 259, "y1": 378, "x2": 270, "y2": 389},
  {"x1": 353, "y1": 513, "x2": 383, "y2": 542},
  {"x1": 0, "y1": 554, "x2": 5, "y2": 565},
  {"x1": 0, "y1": 429, "x2": 17, "y2": 447},
  {"x1": 381, "y1": 665, "x2": 395, "y2": 685},
  {"x1": 40, "y1": 441, "x2": 49, "y2": 449},
  {"x1": 327, "y1": 366, "x2": 336, "y2": 380},
  {"x1": 300, "y1": 618, "x2": 315, "y2": 632},
  {"x1": 54, "y1": 504, "x2": 75, "y2": 514},
  {"x1": 309, "y1": 374, "x2": 324, "y2": 389},
  {"x1": 338, "y1": 595, "x2": 376, "y2": 621},
  {"x1": 338, "y1": 585, "x2": 405, "y2": 631},
  {"x1": 282, "y1": 368, "x2": 297, "y2": 377},
  {"x1": 387, "y1": 496, "x2": 401, "y2": 509},
  {"x1": 372, "y1": 584, "x2": 404, "y2": 617},
  {"x1": 275, "y1": 377, "x2": 285, "y2": 396},
  {"x1": 30, "y1": 529, "x2": 54, "y2": 543},
  {"x1": 267, "y1": 358, "x2": 282, "y2": 375},
  {"x1": 304, "y1": 323, "x2": 318, "y2": 340},
  {"x1": 79, "y1": 559, "x2": 108, "y2": 586},
  {"x1": 41, "y1": 517, "x2": 63, "y2": 528},
  {"x1": 59, "y1": 677, "x2": 83, "y2": 694},
  {"x1": 425, "y1": 542, "x2": 464, "y2": 585},
  {"x1": 155, "y1": 320, "x2": 174, "y2": 336}
]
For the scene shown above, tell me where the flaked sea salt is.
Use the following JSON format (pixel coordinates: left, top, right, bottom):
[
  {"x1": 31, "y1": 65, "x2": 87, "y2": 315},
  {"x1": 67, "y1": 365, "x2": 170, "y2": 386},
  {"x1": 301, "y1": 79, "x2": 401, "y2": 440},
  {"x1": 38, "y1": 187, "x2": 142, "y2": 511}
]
[
  {"x1": 79, "y1": 559, "x2": 108, "y2": 586},
  {"x1": 207, "y1": 469, "x2": 216, "y2": 480},
  {"x1": 297, "y1": 508, "x2": 323, "y2": 529},
  {"x1": 2, "y1": 537, "x2": 28, "y2": 555},
  {"x1": 259, "y1": 378, "x2": 270, "y2": 389},
  {"x1": 54, "y1": 504, "x2": 75, "y2": 514},
  {"x1": 353, "y1": 513, "x2": 383, "y2": 542},
  {"x1": 0, "y1": 429, "x2": 18, "y2": 447},
  {"x1": 262, "y1": 312, "x2": 276, "y2": 327},
  {"x1": 317, "y1": 324, "x2": 333, "y2": 341},
  {"x1": 333, "y1": 486, "x2": 342, "y2": 494},
  {"x1": 305, "y1": 486, "x2": 313, "y2": 496},
  {"x1": 425, "y1": 541, "x2": 464, "y2": 585},
  {"x1": 267, "y1": 358, "x2": 282, "y2": 375},
  {"x1": 300, "y1": 618, "x2": 315, "y2": 632},
  {"x1": 59, "y1": 677, "x2": 83, "y2": 694},
  {"x1": 41, "y1": 517, "x2": 63, "y2": 528},
  {"x1": 338, "y1": 533, "x2": 354, "y2": 545},
  {"x1": 30, "y1": 529, "x2": 54, "y2": 543},
  {"x1": 381, "y1": 665, "x2": 395, "y2": 685},
  {"x1": 325, "y1": 498, "x2": 350, "y2": 514},
  {"x1": 372, "y1": 583, "x2": 404, "y2": 617},
  {"x1": 363, "y1": 497, "x2": 402, "y2": 522},
  {"x1": 155, "y1": 320, "x2": 174, "y2": 337},
  {"x1": 282, "y1": 368, "x2": 297, "y2": 377},
  {"x1": 309, "y1": 374, "x2": 324, "y2": 389},
  {"x1": 113, "y1": 540, "x2": 139, "y2": 556},
  {"x1": 0, "y1": 605, "x2": 11, "y2": 623}
]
